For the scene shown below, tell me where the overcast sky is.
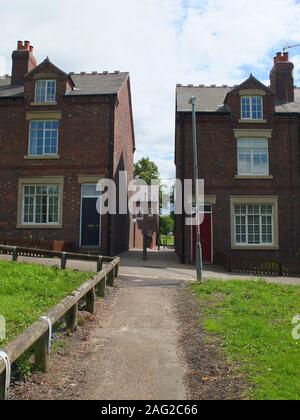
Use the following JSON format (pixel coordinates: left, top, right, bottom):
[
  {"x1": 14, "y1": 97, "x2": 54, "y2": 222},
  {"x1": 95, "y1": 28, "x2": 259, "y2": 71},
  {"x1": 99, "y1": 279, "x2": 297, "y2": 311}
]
[{"x1": 1, "y1": 0, "x2": 300, "y2": 180}]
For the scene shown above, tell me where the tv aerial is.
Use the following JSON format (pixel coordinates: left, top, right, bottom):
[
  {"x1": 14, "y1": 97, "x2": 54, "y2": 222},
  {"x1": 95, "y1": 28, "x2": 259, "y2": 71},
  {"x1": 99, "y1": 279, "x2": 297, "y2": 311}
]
[{"x1": 283, "y1": 43, "x2": 300, "y2": 53}]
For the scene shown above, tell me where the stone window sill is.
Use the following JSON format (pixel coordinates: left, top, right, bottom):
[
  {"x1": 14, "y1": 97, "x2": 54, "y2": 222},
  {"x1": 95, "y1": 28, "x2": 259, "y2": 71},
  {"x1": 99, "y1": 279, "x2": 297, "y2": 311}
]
[
  {"x1": 231, "y1": 245, "x2": 279, "y2": 251},
  {"x1": 30, "y1": 102, "x2": 58, "y2": 106},
  {"x1": 24, "y1": 155, "x2": 60, "y2": 160},
  {"x1": 238, "y1": 119, "x2": 267, "y2": 124},
  {"x1": 17, "y1": 224, "x2": 62, "y2": 230},
  {"x1": 235, "y1": 175, "x2": 273, "y2": 180}
]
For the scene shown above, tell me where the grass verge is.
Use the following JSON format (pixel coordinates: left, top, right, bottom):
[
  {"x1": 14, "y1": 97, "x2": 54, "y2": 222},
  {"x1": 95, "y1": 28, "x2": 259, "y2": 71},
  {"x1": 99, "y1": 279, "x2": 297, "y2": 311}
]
[
  {"x1": 0, "y1": 260, "x2": 92, "y2": 346},
  {"x1": 160, "y1": 235, "x2": 175, "y2": 246},
  {"x1": 191, "y1": 280, "x2": 300, "y2": 400}
]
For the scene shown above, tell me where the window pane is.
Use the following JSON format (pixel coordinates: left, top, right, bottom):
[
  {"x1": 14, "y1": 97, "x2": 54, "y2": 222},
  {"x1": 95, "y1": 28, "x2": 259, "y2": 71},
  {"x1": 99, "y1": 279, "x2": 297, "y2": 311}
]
[
  {"x1": 237, "y1": 138, "x2": 269, "y2": 176},
  {"x1": 241, "y1": 97, "x2": 251, "y2": 119},
  {"x1": 241, "y1": 96, "x2": 263, "y2": 119},
  {"x1": 253, "y1": 150, "x2": 268, "y2": 174},
  {"x1": 35, "y1": 80, "x2": 56, "y2": 103},
  {"x1": 238, "y1": 150, "x2": 252, "y2": 174},
  {"x1": 234, "y1": 204, "x2": 273, "y2": 246},
  {"x1": 35, "y1": 80, "x2": 46, "y2": 102},
  {"x1": 29, "y1": 120, "x2": 58, "y2": 156},
  {"x1": 22, "y1": 184, "x2": 60, "y2": 225},
  {"x1": 251, "y1": 96, "x2": 263, "y2": 119},
  {"x1": 82, "y1": 184, "x2": 100, "y2": 197}
]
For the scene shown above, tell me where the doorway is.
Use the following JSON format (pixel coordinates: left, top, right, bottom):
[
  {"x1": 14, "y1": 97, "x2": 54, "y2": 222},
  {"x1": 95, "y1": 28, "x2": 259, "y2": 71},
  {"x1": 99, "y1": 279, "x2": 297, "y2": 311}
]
[
  {"x1": 80, "y1": 184, "x2": 101, "y2": 247},
  {"x1": 192, "y1": 205, "x2": 213, "y2": 264}
]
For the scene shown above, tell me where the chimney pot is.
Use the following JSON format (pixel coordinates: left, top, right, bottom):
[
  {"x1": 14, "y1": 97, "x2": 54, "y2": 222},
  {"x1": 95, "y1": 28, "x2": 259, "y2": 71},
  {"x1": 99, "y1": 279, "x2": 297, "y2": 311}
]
[
  {"x1": 11, "y1": 40, "x2": 37, "y2": 85},
  {"x1": 283, "y1": 52, "x2": 289, "y2": 61}
]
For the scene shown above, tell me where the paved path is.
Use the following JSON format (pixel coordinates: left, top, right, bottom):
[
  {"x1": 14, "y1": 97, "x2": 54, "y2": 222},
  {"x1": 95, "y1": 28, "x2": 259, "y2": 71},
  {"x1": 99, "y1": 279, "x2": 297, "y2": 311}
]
[
  {"x1": 80, "y1": 278, "x2": 187, "y2": 400},
  {"x1": 119, "y1": 250, "x2": 300, "y2": 286},
  {"x1": 1, "y1": 249, "x2": 300, "y2": 284}
]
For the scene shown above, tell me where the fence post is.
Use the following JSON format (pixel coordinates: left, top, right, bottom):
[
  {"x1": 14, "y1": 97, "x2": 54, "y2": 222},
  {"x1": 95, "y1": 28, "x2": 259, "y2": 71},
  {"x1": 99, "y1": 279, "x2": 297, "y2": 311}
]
[
  {"x1": 279, "y1": 261, "x2": 283, "y2": 276},
  {"x1": 0, "y1": 371, "x2": 6, "y2": 401},
  {"x1": 86, "y1": 288, "x2": 96, "y2": 315},
  {"x1": 61, "y1": 252, "x2": 67, "y2": 270},
  {"x1": 96, "y1": 277, "x2": 106, "y2": 298},
  {"x1": 107, "y1": 269, "x2": 114, "y2": 287},
  {"x1": 34, "y1": 332, "x2": 50, "y2": 373},
  {"x1": 115, "y1": 263, "x2": 119, "y2": 279},
  {"x1": 12, "y1": 247, "x2": 18, "y2": 262},
  {"x1": 66, "y1": 303, "x2": 78, "y2": 333},
  {"x1": 227, "y1": 255, "x2": 232, "y2": 273},
  {"x1": 97, "y1": 257, "x2": 103, "y2": 273}
]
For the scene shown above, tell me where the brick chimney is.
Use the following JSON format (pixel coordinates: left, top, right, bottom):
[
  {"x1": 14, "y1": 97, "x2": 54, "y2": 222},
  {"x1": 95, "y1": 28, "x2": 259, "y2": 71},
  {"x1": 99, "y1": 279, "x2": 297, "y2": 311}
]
[
  {"x1": 270, "y1": 51, "x2": 294, "y2": 104},
  {"x1": 11, "y1": 40, "x2": 37, "y2": 85}
]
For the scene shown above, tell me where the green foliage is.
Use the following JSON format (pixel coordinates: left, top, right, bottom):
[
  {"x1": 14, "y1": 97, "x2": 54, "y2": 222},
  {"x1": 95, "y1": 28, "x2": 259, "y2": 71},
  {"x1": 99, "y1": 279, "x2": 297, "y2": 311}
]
[
  {"x1": 0, "y1": 260, "x2": 92, "y2": 345},
  {"x1": 159, "y1": 215, "x2": 174, "y2": 236},
  {"x1": 15, "y1": 352, "x2": 33, "y2": 380},
  {"x1": 191, "y1": 280, "x2": 300, "y2": 400},
  {"x1": 134, "y1": 157, "x2": 160, "y2": 185}
]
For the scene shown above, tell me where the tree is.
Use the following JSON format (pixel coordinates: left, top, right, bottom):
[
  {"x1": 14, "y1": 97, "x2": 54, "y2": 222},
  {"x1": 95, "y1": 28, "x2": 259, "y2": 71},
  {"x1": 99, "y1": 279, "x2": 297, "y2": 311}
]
[
  {"x1": 159, "y1": 215, "x2": 174, "y2": 236},
  {"x1": 134, "y1": 157, "x2": 160, "y2": 185}
]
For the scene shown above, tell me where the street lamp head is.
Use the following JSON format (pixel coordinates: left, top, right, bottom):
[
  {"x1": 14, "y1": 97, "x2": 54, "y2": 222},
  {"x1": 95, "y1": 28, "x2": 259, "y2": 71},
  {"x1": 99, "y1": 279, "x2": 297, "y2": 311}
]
[{"x1": 189, "y1": 96, "x2": 196, "y2": 105}]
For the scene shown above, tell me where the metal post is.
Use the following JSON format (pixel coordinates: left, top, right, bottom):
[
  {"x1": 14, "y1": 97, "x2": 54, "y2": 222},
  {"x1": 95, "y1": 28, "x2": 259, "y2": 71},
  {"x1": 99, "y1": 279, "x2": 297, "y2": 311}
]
[
  {"x1": 191, "y1": 96, "x2": 203, "y2": 282},
  {"x1": 143, "y1": 234, "x2": 148, "y2": 260}
]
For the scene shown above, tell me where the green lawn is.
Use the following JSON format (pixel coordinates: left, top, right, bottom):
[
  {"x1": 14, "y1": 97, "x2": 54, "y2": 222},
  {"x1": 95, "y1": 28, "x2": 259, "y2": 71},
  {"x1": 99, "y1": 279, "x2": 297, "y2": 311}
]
[
  {"x1": 191, "y1": 280, "x2": 300, "y2": 400},
  {"x1": 160, "y1": 235, "x2": 175, "y2": 246},
  {"x1": 0, "y1": 260, "x2": 92, "y2": 345}
]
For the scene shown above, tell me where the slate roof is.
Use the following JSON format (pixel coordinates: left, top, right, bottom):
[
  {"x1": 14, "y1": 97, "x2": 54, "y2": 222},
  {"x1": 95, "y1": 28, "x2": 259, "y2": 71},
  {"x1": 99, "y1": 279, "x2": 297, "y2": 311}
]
[
  {"x1": 0, "y1": 72, "x2": 129, "y2": 98},
  {"x1": 176, "y1": 85, "x2": 300, "y2": 114},
  {"x1": 0, "y1": 76, "x2": 23, "y2": 98},
  {"x1": 68, "y1": 73, "x2": 129, "y2": 96}
]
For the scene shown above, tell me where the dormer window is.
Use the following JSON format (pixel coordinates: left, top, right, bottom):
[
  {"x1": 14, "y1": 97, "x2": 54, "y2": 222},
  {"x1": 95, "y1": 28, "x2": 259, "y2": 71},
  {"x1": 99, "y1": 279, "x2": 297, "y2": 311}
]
[
  {"x1": 35, "y1": 80, "x2": 56, "y2": 103},
  {"x1": 241, "y1": 96, "x2": 263, "y2": 120}
]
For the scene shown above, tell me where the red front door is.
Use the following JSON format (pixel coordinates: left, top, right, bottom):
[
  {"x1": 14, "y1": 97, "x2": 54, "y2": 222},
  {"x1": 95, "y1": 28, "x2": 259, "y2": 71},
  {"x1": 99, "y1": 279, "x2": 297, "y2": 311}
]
[{"x1": 192, "y1": 212, "x2": 212, "y2": 264}]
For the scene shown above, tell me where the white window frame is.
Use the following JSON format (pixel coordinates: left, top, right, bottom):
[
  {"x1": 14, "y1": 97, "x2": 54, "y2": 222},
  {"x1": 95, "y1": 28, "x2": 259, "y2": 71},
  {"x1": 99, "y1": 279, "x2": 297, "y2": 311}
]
[
  {"x1": 241, "y1": 96, "x2": 263, "y2": 120},
  {"x1": 22, "y1": 185, "x2": 61, "y2": 226},
  {"x1": 230, "y1": 197, "x2": 279, "y2": 250},
  {"x1": 237, "y1": 138, "x2": 269, "y2": 176},
  {"x1": 28, "y1": 120, "x2": 59, "y2": 157},
  {"x1": 35, "y1": 80, "x2": 57, "y2": 103},
  {"x1": 234, "y1": 204, "x2": 274, "y2": 247}
]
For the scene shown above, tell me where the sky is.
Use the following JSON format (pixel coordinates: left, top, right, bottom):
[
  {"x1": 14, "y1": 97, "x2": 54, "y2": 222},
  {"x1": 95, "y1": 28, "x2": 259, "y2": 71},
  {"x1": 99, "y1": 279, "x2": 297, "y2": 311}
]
[{"x1": 1, "y1": 0, "x2": 300, "y2": 181}]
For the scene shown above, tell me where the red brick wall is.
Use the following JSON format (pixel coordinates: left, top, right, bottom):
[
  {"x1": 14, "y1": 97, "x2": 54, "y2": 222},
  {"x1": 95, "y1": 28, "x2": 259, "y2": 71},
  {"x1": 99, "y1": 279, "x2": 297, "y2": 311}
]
[
  {"x1": 112, "y1": 77, "x2": 135, "y2": 254},
  {"x1": 175, "y1": 89, "x2": 300, "y2": 263},
  {"x1": 0, "y1": 66, "x2": 134, "y2": 256}
]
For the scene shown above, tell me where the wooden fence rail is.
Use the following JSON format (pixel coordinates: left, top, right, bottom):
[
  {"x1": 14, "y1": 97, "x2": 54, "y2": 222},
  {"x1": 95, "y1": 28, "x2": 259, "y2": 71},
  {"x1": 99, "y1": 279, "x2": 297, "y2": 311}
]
[
  {"x1": 0, "y1": 245, "x2": 116, "y2": 272},
  {"x1": 0, "y1": 254, "x2": 120, "y2": 400}
]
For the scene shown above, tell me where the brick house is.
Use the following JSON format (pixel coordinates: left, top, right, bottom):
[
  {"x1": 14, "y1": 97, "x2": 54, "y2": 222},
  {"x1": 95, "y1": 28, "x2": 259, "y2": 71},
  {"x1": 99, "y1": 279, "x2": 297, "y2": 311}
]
[
  {"x1": 0, "y1": 41, "x2": 135, "y2": 255},
  {"x1": 175, "y1": 51, "x2": 300, "y2": 265}
]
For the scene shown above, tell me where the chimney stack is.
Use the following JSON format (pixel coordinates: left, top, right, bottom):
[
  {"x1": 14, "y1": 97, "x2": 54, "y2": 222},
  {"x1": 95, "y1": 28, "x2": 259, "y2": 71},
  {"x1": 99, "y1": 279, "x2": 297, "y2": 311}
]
[
  {"x1": 11, "y1": 40, "x2": 37, "y2": 86},
  {"x1": 270, "y1": 51, "x2": 294, "y2": 104}
]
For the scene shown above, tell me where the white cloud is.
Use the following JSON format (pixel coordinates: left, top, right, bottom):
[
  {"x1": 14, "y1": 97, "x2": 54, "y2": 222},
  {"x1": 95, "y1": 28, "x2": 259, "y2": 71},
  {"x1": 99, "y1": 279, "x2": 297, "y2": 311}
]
[
  {"x1": 0, "y1": 55, "x2": 5, "y2": 75},
  {"x1": 1, "y1": 0, "x2": 300, "y2": 179}
]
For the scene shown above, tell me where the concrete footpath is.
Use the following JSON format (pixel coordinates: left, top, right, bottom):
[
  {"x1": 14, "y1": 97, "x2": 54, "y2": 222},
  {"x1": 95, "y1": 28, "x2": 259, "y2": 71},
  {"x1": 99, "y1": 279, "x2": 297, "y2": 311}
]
[
  {"x1": 1, "y1": 249, "x2": 300, "y2": 285},
  {"x1": 80, "y1": 280, "x2": 187, "y2": 400},
  {"x1": 119, "y1": 250, "x2": 300, "y2": 286}
]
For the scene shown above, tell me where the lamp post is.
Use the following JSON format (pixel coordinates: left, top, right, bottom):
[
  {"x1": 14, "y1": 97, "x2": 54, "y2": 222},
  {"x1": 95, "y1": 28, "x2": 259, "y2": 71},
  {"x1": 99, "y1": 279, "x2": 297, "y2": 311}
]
[{"x1": 191, "y1": 96, "x2": 203, "y2": 282}]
